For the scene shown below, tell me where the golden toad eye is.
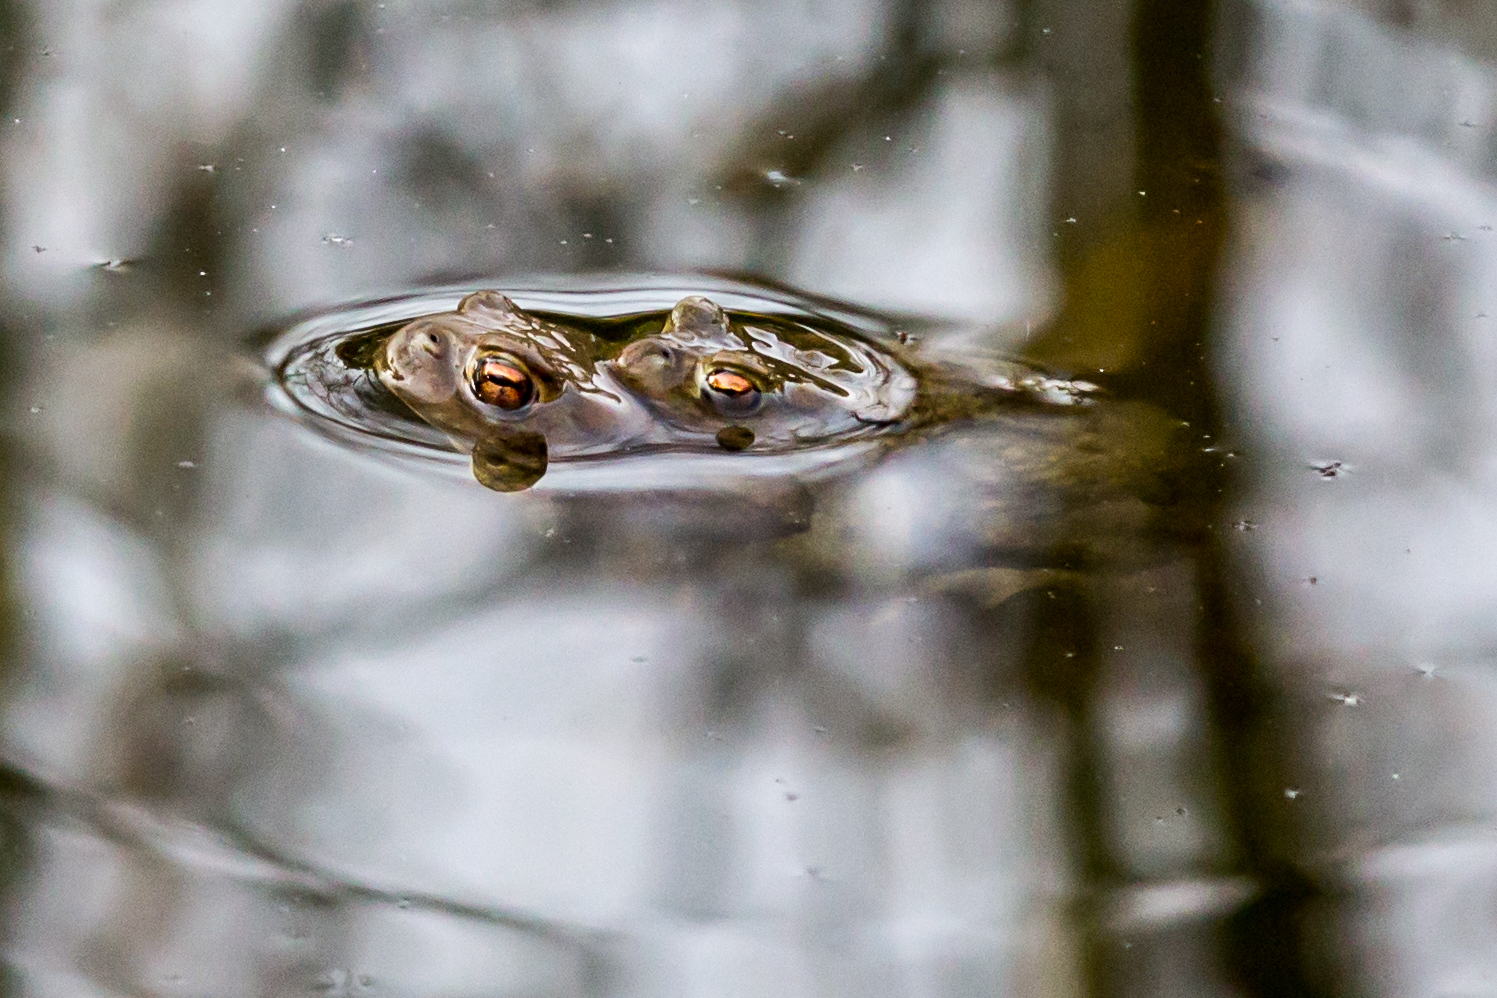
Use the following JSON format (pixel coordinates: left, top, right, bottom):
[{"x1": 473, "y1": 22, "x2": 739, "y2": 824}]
[
  {"x1": 706, "y1": 369, "x2": 755, "y2": 396},
  {"x1": 702, "y1": 366, "x2": 763, "y2": 416},
  {"x1": 471, "y1": 355, "x2": 535, "y2": 410}
]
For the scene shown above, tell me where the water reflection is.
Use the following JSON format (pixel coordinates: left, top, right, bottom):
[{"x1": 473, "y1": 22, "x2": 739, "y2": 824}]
[
  {"x1": 6, "y1": 0, "x2": 1497, "y2": 994},
  {"x1": 0, "y1": 0, "x2": 1217, "y2": 994}
]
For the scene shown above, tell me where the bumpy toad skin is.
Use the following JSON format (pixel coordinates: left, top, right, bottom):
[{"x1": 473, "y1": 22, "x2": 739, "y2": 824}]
[{"x1": 376, "y1": 290, "x2": 917, "y2": 491}]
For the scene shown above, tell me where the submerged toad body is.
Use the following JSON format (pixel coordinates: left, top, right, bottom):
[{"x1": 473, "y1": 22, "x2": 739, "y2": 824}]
[{"x1": 376, "y1": 290, "x2": 918, "y2": 490}]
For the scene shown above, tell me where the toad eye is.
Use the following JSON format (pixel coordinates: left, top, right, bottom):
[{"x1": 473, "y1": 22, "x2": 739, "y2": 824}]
[
  {"x1": 471, "y1": 354, "x2": 535, "y2": 410},
  {"x1": 703, "y1": 367, "x2": 763, "y2": 415}
]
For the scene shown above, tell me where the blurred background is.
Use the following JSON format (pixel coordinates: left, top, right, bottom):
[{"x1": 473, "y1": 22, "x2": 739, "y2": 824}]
[{"x1": 3, "y1": 0, "x2": 1497, "y2": 995}]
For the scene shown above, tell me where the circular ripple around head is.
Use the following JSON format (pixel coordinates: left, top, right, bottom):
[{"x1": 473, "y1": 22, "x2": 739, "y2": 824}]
[{"x1": 264, "y1": 275, "x2": 921, "y2": 492}]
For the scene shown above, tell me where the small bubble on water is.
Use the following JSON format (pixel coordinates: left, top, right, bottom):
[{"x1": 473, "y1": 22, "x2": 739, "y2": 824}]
[
  {"x1": 1329, "y1": 691, "x2": 1361, "y2": 706},
  {"x1": 1233, "y1": 520, "x2": 1258, "y2": 531},
  {"x1": 1283, "y1": 788, "x2": 1301, "y2": 799},
  {"x1": 28, "y1": 406, "x2": 41, "y2": 414},
  {"x1": 176, "y1": 460, "x2": 197, "y2": 469}
]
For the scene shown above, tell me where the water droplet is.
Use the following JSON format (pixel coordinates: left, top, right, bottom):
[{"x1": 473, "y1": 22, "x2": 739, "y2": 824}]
[
  {"x1": 1284, "y1": 788, "x2": 1301, "y2": 799},
  {"x1": 1329, "y1": 691, "x2": 1361, "y2": 706},
  {"x1": 176, "y1": 460, "x2": 197, "y2": 469}
]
